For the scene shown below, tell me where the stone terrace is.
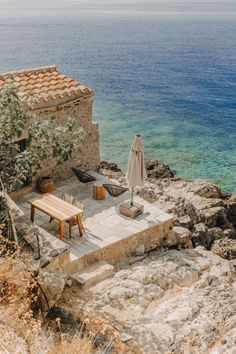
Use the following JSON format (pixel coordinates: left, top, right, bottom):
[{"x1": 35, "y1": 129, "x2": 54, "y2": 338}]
[{"x1": 15, "y1": 172, "x2": 173, "y2": 273}]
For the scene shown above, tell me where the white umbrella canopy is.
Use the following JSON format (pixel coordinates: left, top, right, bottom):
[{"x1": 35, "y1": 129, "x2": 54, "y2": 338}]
[{"x1": 126, "y1": 134, "x2": 147, "y2": 205}]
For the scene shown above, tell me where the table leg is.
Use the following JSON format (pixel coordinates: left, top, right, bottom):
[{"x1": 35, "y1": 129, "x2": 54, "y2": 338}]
[
  {"x1": 31, "y1": 205, "x2": 35, "y2": 223},
  {"x1": 69, "y1": 221, "x2": 72, "y2": 238},
  {"x1": 58, "y1": 221, "x2": 65, "y2": 240},
  {"x1": 76, "y1": 215, "x2": 84, "y2": 237}
]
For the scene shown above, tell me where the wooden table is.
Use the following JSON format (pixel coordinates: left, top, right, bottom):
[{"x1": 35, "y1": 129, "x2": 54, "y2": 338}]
[{"x1": 28, "y1": 194, "x2": 84, "y2": 240}]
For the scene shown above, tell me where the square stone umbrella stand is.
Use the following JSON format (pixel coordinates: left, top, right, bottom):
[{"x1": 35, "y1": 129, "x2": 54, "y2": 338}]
[{"x1": 118, "y1": 201, "x2": 144, "y2": 219}]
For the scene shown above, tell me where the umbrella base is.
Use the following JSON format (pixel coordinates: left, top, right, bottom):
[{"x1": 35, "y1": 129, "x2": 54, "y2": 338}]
[{"x1": 118, "y1": 201, "x2": 144, "y2": 219}]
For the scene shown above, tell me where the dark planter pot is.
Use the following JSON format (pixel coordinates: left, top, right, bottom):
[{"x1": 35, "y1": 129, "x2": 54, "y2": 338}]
[{"x1": 39, "y1": 176, "x2": 54, "y2": 194}]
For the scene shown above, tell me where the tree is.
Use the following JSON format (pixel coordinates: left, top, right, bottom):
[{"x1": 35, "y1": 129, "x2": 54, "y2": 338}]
[{"x1": 0, "y1": 85, "x2": 83, "y2": 192}]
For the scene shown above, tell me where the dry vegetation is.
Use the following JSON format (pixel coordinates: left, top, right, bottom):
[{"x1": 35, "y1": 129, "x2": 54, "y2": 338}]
[
  {"x1": 0, "y1": 193, "x2": 121, "y2": 353},
  {"x1": 0, "y1": 251, "x2": 111, "y2": 353},
  {"x1": 0, "y1": 190, "x2": 106, "y2": 353},
  {"x1": 50, "y1": 332, "x2": 95, "y2": 354},
  {"x1": 0, "y1": 256, "x2": 41, "y2": 353}
]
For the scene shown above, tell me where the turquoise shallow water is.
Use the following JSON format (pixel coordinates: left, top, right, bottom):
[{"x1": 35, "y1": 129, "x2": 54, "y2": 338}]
[{"x1": 0, "y1": 1, "x2": 236, "y2": 191}]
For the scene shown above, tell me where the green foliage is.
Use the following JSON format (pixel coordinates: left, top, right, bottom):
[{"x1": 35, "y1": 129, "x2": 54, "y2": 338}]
[{"x1": 0, "y1": 85, "x2": 83, "y2": 192}]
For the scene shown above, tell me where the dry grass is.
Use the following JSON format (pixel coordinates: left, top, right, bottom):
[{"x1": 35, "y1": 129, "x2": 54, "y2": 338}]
[
  {"x1": 50, "y1": 332, "x2": 94, "y2": 354},
  {"x1": 0, "y1": 257, "x2": 111, "y2": 354},
  {"x1": 0, "y1": 195, "x2": 109, "y2": 353},
  {"x1": 0, "y1": 257, "x2": 41, "y2": 352}
]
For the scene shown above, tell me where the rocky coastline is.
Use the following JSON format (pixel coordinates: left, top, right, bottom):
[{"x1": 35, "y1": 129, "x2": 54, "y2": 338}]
[
  {"x1": 2, "y1": 159, "x2": 235, "y2": 353},
  {"x1": 54, "y1": 158, "x2": 236, "y2": 353},
  {"x1": 99, "y1": 159, "x2": 236, "y2": 263}
]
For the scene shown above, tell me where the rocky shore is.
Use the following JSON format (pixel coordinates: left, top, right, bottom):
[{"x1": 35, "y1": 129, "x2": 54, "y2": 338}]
[
  {"x1": 71, "y1": 247, "x2": 236, "y2": 353},
  {"x1": 2, "y1": 159, "x2": 235, "y2": 353},
  {"x1": 99, "y1": 159, "x2": 236, "y2": 263},
  {"x1": 55, "y1": 159, "x2": 234, "y2": 353}
]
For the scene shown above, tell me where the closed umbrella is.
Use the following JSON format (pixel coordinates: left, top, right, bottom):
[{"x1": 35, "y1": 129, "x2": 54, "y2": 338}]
[{"x1": 126, "y1": 134, "x2": 147, "y2": 206}]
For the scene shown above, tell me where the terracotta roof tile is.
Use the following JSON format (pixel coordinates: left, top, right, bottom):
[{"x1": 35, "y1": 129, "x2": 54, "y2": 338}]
[{"x1": 0, "y1": 65, "x2": 92, "y2": 108}]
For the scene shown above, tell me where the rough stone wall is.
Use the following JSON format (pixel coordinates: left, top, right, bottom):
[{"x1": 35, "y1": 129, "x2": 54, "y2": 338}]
[
  {"x1": 35, "y1": 95, "x2": 100, "y2": 182},
  {"x1": 65, "y1": 219, "x2": 173, "y2": 274}
]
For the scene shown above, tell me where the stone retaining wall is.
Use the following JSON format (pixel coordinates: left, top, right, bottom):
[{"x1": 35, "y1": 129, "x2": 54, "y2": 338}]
[
  {"x1": 65, "y1": 219, "x2": 173, "y2": 274},
  {"x1": 5, "y1": 194, "x2": 69, "y2": 270}
]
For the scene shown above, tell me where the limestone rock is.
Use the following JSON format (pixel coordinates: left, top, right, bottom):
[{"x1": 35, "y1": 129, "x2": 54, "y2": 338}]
[
  {"x1": 226, "y1": 197, "x2": 236, "y2": 227},
  {"x1": 212, "y1": 238, "x2": 236, "y2": 260},
  {"x1": 99, "y1": 160, "x2": 122, "y2": 172},
  {"x1": 191, "y1": 223, "x2": 209, "y2": 248},
  {"x1": 207, "y1": 227, "x2": 224, "y2": 242},
  {"x1": 38, "y1": 270, "x2": 67, "y2": 311},
  {"x1": 199, "y1": 206, "x2": 228, "y2": 228},
  {"x1": 162, "y1": 229, "x2": 180, "y2": 247},
  {"x1": 190, "y1": 179, "x2": 222, "y2": 198},
  {"x1": 223, "y1": 227, "x2": 236, "y2": 239},
  {"x1": 172, "y1": 226, "x2": 192, "y2": 248},
  {"x1": 229, "y1": 192, "x2": 236, "y2": 202},
  {"x1": 99, "y1": 159, "x2": 236, "y2": 258},
  {"x1": 175, "y1": 215, "x2": 193, "y2": 229},
  {"x1": 81, "y1": 248, "x2": 236, "y2": 354},
  {"x1": 154, "y1": 186, "x2": 163, "y2": 195},
  {"x1": 136, "y1": 185, "x2": 156, "y2": 203},
  {"x1": 145, "y1": 158, "x2": 174, "y2": 179}
]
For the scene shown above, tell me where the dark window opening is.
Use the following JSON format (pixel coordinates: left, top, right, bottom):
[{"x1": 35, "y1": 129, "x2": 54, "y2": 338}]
[{"x1": 16, "y1": 139, "x2": 30, "y2": 187}]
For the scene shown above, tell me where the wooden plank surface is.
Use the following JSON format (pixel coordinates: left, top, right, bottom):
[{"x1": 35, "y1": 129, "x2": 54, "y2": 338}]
[{"x1": 28, "y1": 194, "x2": 83, "y2": 221}]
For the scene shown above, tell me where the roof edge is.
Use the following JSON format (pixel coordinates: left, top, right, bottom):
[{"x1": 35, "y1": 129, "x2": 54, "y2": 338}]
[{"x1": 0, "y1": 65, "x2": 57, "y2": 79}]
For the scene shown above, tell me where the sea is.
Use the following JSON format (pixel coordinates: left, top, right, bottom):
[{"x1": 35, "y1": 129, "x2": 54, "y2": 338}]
[{"x1": 0, "y1": 0, "x2": 235, "y2": 191}]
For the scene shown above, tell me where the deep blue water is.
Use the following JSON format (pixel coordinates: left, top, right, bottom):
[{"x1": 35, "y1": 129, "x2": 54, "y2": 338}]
[{"x1": 0, "y1": 1, "x2": 236, "y2": 191}]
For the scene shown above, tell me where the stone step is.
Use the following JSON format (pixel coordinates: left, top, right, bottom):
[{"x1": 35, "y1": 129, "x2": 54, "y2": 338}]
[{"x1": 71, "y1": 261, "x2": 115, "y2": 287}]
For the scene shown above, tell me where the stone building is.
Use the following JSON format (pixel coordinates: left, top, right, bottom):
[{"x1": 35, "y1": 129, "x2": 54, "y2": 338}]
[{"x1": 0, "y1": 65, "x2": 100, "y2": 184}]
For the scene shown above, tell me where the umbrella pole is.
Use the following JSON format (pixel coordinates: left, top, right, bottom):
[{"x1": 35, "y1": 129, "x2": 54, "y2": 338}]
[{"x1": 131, "y1": 187, "x2": 134, "y2": 206}]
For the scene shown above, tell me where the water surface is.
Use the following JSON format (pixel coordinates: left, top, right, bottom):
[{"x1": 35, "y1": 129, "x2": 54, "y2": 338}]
[{"x1": 0, "y1": 0, "x2": 235, "y2": 190}]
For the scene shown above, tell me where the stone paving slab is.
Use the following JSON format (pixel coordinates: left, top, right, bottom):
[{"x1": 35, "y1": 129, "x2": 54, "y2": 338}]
[{"x1": 15, "y1": 171, "x2": 173, "y2": 268}]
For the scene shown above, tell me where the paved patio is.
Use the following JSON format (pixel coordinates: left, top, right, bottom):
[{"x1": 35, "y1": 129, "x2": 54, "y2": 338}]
[{"x1": 15, "y1": 172, "x2": 173, "y2": 271}]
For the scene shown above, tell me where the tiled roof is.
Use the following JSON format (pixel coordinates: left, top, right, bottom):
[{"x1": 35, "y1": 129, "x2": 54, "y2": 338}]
[{"x1": 0, "y1": 65, "x2": 92, "y2": 109}]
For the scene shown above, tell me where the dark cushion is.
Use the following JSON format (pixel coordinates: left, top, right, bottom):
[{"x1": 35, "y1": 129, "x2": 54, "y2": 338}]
[{"x1": 71, "y1": 167, "x2": 96, "y2": 184}]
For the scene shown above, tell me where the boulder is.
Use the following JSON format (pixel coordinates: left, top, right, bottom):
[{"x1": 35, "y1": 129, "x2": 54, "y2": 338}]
[
  {"x1": 223, "y1": 227, "x2": 236, "y2": 239},
  {"x1": 229, "y1": 192, "x2": 236, "y2": 202},
  {"x1": 212, "y1": 239, "x2": 236, "y2": 260},
  {"x1": 175, "y1": 215, "x2": 193, "y2": 229},
  {"x1": 145, "y1": 158, "x2": 174, "y2": 179},
  {"x1": 154, "y1": 186, "x2": 163, "y2": 196},
  {"x1": 136, "y1": 185, "x2": 157, "y2": 203},
  {"x1": 172, "y1": 226, "x2": 192, "y2": 248},
  {"x1": 192, "y1": 223, "x2": 209, "y2": 248},
  {"x1": 190, "y1": 179, "x2": 221, "y2": 199},
  {"x1": 199, "y1": 206, "x2": 228, "y2": 228},
  {"x1": 38, "y1": 270, "x2": 67, "y2": 312},
  {"x1": 163, "y1": 229, "x2": 180, "y2": 248},
  {"x1": 207, "y1": 227, "x2": 224, "y2": 242},
  {"x1": 99, "y1": 160, "x2": 122, "y2": 172},
  {"x1": 226, "y1": 198, "x2": 236, "y2": 228},
  {"x1": 181, "y1": 200, "x2": 198, "y2": 225}
]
